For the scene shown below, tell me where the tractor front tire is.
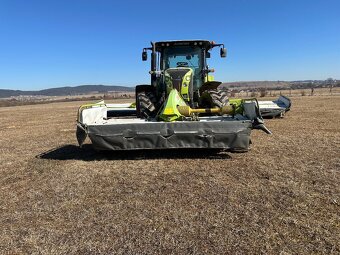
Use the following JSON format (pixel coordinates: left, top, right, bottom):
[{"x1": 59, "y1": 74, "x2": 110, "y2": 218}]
[
  {"x1": 137, "y1": 92, "x2": 157, "y2": 119},
  {"x1": 200, "y1": 89, "x2": 229, "y2": 108},
  {"x1": 208, "y1": 89, "x2": 229, "y2": 108}
]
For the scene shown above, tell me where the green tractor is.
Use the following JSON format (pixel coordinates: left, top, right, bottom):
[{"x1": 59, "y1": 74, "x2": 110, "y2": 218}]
[
  {"x1": 136, "y1": 40, "x2": 229, "y2": 119},
  {"x1": 76, "y1": 40, "x2": 270, "y2": 151}
]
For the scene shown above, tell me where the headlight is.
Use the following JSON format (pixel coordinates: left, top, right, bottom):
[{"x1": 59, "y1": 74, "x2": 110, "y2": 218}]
[{"x1": 185, "y1": 76, "x2": 190, "y2": 81}]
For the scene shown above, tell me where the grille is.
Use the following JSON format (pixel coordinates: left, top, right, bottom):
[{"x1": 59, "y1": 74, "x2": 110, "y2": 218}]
[{"x1": 166, "y1": 68, "x2": 191, "y2": 91}]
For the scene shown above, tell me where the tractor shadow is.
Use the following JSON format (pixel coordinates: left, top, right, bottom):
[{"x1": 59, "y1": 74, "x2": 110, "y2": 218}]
[{"x1": 37, "y1": 144, "x2": 232, "y2": 161}]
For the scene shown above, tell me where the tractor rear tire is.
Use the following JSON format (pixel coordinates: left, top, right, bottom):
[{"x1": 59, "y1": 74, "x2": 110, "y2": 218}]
[{"x1": 137, "y1": 91, "x2": 157, "y2": 119}]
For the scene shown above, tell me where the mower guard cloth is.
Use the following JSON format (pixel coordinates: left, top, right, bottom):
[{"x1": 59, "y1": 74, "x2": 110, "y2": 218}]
[{"x1": 77, "y1": 119, "x2": 252, "y2": 151}]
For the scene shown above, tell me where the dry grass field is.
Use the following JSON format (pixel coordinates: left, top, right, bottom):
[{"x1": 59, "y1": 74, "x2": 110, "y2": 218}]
[{"x1": 0, "y1": 96, "x2": 339, "y2": 254}]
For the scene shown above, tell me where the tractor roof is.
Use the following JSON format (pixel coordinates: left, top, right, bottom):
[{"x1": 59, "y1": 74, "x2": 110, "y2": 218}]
[{"x1": 154, "y1": 40, "x2": 213, "y2": 50}]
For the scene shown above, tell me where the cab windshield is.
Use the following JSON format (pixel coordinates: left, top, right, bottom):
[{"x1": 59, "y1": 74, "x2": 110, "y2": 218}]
[
  {"x1": 162, "y1": 46, "x2": 203, "y2": 89},
  {"x1": 162, "y1": 46, "x2": 202, "y2": 70}
]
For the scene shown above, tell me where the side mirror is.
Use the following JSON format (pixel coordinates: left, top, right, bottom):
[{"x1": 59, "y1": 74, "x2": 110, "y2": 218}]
[
  {"x1": 220, "y1": 48, "x2": 227, "y2": 58},
  {"x1": 206, "y1": 51, "x2": 211, "y2": 58},
  {"x1": 142, "y1": 51, "x2": 147, "y2": 61}
]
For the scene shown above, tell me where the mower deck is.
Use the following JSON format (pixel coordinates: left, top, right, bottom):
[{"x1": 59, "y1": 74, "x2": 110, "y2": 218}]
[{"x1": 258, "y1": 95, "x2": 291, "y2": 118}]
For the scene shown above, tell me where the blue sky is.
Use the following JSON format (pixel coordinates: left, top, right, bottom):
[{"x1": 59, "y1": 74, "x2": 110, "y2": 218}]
[{"x1": 0, "y1": 0, "x2": 339, "y2": 90}]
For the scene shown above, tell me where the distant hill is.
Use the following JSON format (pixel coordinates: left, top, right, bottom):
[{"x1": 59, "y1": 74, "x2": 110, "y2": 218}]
[
  {"x1": 2, "y1": 80, "x2": 338, "y2": 98},
  {"x1": 220, "y1": 81, "x2": 291, "y2": 89},
  {"x1": 0, "y1": 85, "x2": 135, "y2": 98},
  {"x1": 220, "y1": 79, "x2": 339, "y2": 90}
]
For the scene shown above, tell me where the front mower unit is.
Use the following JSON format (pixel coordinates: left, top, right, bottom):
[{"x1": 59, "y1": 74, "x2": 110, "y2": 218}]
[{"x1": 77, "y1": 97, "x2": 269, "y2": 151}]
